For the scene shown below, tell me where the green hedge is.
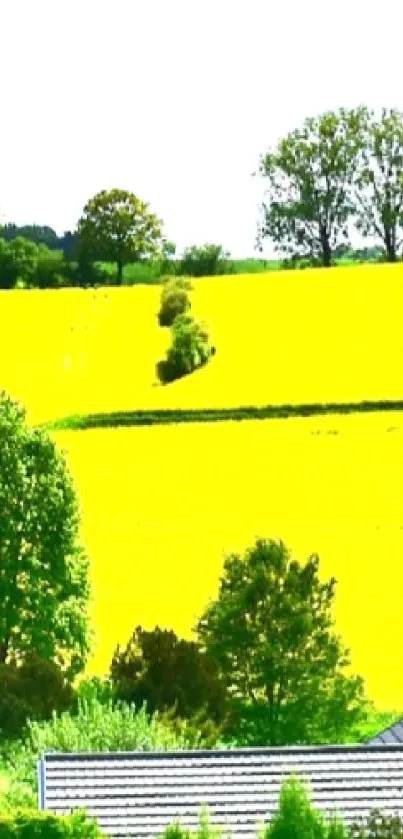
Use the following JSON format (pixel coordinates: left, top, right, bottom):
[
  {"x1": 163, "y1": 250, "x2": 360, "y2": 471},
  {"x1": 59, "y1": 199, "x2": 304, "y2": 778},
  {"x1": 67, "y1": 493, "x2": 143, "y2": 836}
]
[{"x1": 0, "y1": 808, "x2": 105, "y2": 838}]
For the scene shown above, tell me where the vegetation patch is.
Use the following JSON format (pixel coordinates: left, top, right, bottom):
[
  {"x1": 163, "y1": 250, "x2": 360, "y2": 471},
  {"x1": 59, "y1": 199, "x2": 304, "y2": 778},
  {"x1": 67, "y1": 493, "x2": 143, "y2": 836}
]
[{"x1": 42, "y1": 399, "x2": 403, "y2": 432}]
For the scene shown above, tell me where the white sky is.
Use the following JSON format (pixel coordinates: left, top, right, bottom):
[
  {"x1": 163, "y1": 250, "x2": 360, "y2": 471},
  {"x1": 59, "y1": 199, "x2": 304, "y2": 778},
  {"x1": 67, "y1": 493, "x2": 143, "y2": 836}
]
[{"x1": 1, "y1": 0, "x2": 403, "y2": 257}]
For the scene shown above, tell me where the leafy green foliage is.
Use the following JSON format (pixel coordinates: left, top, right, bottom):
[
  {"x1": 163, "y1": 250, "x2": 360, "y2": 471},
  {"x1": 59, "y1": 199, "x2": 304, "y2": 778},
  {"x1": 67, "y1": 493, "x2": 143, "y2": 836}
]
[
  {"x1": 349, "y1": 810, "x2": 403, "y2": 839},
  {"x1": 110, "y1": 626, "x2": 230, "y2": 728},
  {"x1": 196, "y1": 538, "x2": 368, "y2": 746},
  {"x1": 2, "y1": 692, "x2": 203, "y2": 806},
  {"x1": 0, "y1": 391, "x2": 91, "y2": 681},
  {"x1": 160, "y1": 806, "x2": 225, "y2": 839},
  {"x1": 77, "y1": 188, "x2": 164, "y2": 285},
  {"x1": 260, "y1": 776, "x2": 347, "y2": 839},
  {"x1": 353, "y1": 108, "x2": 403, "y2": 261},
  {"x1": 0, "y1": 808, "x2": 105, "y2": 837},
  {"x1": 0, "y1": 223, "x2": 59, "y2": 248},
  {"x1": 257, "y1": 107, "x2": 367, "y2": 266},
  {"x1": 179, "y1": 244, "x2": 233, "y2": 277},
  {"x1": 158, "y1": 276, "x2": 192, "y2": 326},
  {"x1": 0, "y1": 237, "x2": 71, "y2": 289},
  {"x1": 64, "y1": 258, "x2": 110, "y2": 288},
  {"x1": 157, "y1": 314, "x2": 215, "y2": 383},
  {"x1": 0, "y1": 653, "x2": 74, "y2": 739}
]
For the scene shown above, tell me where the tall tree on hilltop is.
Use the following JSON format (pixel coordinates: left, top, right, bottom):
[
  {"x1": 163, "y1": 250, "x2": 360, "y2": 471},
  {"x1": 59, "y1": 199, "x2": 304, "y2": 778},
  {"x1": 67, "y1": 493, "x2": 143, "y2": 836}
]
[
  {"x1": 0, "y1": 391, "x2": 91, "y2": 680},
  {"x1": 353, "y1": 107, "x2": 403, "y2": 262},
  {"x1": 256, "y1": 107, "x2": 367, "y2": 267},
  {"x1": 77, "y1": 188, "x2": 164, "y2": 285},
  {"x1": 196, "y1": 538, "x2": 368, "y2": 746}
]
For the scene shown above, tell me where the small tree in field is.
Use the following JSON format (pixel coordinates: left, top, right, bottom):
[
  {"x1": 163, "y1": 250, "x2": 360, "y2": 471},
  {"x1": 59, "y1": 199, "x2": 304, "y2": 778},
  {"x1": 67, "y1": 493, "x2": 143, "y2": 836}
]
[
  {"x1": 157, "y1": 314, "x2": 214, "y2": 383},
  {"x1": 0, "y1": 391, "x2": 91, "y2": 681},
  {"x1": 77, "y1": 188, "x2": 164, "y2": 285},
  {"x1": 196, "y1": 538, "x2": 368, "y2": 746},
  {"x1": 180, "y1": 244, "x2": 232, "y2": 277},
  {"x1": 158, "y1": 276, "x2": 192, "y2": 327}
]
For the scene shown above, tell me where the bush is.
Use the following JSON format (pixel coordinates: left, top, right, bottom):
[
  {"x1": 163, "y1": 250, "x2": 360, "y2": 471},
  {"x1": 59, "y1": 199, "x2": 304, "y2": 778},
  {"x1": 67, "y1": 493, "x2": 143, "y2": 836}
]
[
  {"x1": 159, "y1": 806, "x2": 224, "y2": 839},
  {"x1": 34, "y1": 248, "x2": 68, "y2": 289},
  {"x1": 0, "y1": 654, "x2": 74, "y2": 739},
  {"x1": 158, "y1": 276, "x2": 192, "y2": 327},
  {"x1": 0, "y1": 808, "x2": 105, "y2": 837},
  {"x1": 260, "y1": 776, "x2": 347, "y2": 839},
  {"x1": 157, "y1": 314, "x2": 215, "y2": 384},
  {"x1": 349, "y1": 810, "x2": 403, "y2": 839},
  {"x1": 64, "y1": 259, "x2": 110, "y2": 288},
  {"x1": 2, "y1": 692, "x2": 203, "y2": 804},
  {"x1": 179, "y1": 244, "x2": 233, "y2": 277}
]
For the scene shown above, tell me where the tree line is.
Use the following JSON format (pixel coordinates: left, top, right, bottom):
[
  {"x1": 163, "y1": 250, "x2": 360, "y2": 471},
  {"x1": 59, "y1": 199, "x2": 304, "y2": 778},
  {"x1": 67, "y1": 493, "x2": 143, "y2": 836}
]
[{"x1": 1, "y1": 106, "x2": 403, "y2": 287}]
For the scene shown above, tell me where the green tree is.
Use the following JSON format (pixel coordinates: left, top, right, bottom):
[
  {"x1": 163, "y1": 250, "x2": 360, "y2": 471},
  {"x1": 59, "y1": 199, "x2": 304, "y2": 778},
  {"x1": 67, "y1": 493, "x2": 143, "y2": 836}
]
[
  {"x1": 77, "y1": 188, "x2": 164, "y2": 285},
  {"x1": 157, "y1": 314, "x2": 215, "y2": 383},
  {"x1": 261, "y1": 776, "x2": 347, "y2": 839},
  {"x1": 196, "y1": 538, "x2": 368, "y2": 746},
  {"x1": 180, "y1": 244, "x2": 233, "y2": 277},
  {"x1": 0, "y1": 653, "x2": 74, "y2": 738},
  {"x1": 158, "y1": 276, "x2": 192, "y2": 327},
  {"x1": 0, "y1": 392, "x2": 91, "y2": 680},
  {"x1": 353, "y1": 108, "x2": 403, "y2": 262},
  {"x1": 110, "y1": 626, "x2": 230, "y2": 726},
  {"x1": 257, "y1": 108, "x2": 367, "y2": 267}
]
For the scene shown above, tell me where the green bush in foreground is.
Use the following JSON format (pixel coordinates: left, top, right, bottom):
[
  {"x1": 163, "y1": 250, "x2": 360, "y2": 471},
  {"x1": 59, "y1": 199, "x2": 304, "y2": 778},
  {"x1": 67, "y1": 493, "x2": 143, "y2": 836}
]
[
  {"x1": 259, "y1": 776, "x2": 347, "y2": 839},
  {"x1": 0, "y1": 808, "x2": 104, "y2": 838},
  {"x1": 159, "y1": 805, "x2": 225, "y2": 839},
  {"x1": 157, "y1": 314, "x2": 215, "y2": 383},
  {"x1": 350, "y1": 810, "x2": 403, "y2": 839},
  {"x1": 1, "y1": 691, "x2": 203, "y2": 809},
  {"x1": 158, "y1": 276, "x2": 192, "y2": 327}
]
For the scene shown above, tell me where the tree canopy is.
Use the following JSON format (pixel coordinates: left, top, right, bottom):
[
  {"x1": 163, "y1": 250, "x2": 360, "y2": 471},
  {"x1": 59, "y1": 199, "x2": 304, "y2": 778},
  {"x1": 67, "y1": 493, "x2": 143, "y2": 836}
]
[
  {"x1": 0, "y1": 392, "x2": 91, "y2": 680},
  {"x1": 77, "y1": 188, "x2": 164, "y2": 285},
  {"x1": 196, "y1": 538, "x2": 367, "y2": 745},
  {"x1": 257, "y1": 107, "x2": 367, "y2": 266},
  {"x1": 353, "y1": 107, "x2": 403, "y2": 261},
  {"x1": 110, "y1": 625, "x2": 229, "y2": 724}
]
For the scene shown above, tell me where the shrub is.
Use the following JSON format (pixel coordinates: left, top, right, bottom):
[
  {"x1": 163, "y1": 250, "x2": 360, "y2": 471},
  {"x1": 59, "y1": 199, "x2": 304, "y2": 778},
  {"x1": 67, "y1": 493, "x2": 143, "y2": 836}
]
[
  {"x1": 179, "y1": 244, "x2": 233, "y2": 277},
  {"x1": 349, "y1": 810, "x2": 403, "y2": 839},
  {"x1": 260, "y1": 776, "x2": 347, "y2": 839},
  {"x1": 158, "y1": 276, "x2": 192, "y2": 327},
  {"x1": 0, "y1": 808, "x2": 105, "y2": 837},
  {"x1": 0, "y1": 654, "x2": 74, "y2": 739},
  {"x1": 64, "y1": 259, "x2": 110, "y2": 288},
  {"x1": 2, "y1": 692, "x2": 202, "y2": 804},
  {"x1": 157, "y1": 314, "x2": 215, "y2": 384},
  {"x1": 159, "y1": 806, "x2": 225, "y2": 839},
  {"x1": 34, "y1": 248, "x2": 68, "y2": 289}
]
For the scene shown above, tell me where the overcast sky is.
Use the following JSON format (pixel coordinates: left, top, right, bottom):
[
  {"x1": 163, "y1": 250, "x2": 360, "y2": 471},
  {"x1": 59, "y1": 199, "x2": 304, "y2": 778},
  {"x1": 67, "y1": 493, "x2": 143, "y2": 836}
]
[{"x1": 1, "y1": 0, "x2": 403, "y2": 257}]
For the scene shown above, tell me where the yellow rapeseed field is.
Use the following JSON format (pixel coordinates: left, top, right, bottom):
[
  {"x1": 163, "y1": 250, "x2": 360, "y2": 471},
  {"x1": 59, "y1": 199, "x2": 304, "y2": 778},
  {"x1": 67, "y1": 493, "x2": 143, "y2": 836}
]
[{"x1": 2, "y1": 263, "x2": 403, "y2": 708}]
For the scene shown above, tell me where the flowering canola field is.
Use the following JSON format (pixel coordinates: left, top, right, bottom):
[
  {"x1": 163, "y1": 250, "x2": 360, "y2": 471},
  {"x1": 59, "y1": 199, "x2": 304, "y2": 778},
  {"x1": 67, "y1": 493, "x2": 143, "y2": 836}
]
[{"x1": 2, "y1": 263, "x2": 403, "y2": 708}]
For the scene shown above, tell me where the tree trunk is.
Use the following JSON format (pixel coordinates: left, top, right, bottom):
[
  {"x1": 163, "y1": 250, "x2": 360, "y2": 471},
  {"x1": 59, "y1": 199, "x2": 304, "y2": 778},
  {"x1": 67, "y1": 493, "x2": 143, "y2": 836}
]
[
  {"x1": 320, "y1": 230, "x2": 332, "y2": 267},
  {"x1": 384, "y1": 229, "x2": 396, "y2": 262},
  {"x1": 117, "y1": 250, "x2": 123, "y2": 286}
]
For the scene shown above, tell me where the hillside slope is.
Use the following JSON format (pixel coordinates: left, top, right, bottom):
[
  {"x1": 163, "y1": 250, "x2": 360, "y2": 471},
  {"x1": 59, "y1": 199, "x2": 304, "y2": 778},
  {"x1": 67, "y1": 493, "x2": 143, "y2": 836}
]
[
  {"x1": 1, "y1": 262, "x2": 402, "y2": 426},
  {"x1": 2, "y1": 264, "x2": 403, "y2": 710}
]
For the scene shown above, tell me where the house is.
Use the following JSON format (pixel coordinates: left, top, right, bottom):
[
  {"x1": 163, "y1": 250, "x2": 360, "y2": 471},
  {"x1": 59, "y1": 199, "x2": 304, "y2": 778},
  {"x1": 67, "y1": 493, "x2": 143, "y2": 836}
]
[
  {"x1": 367, "y1": 718, "x2": 403, "y2": 745},
  {"x1": 38, "y1": 743, "x2": 403, "y2": 839}
]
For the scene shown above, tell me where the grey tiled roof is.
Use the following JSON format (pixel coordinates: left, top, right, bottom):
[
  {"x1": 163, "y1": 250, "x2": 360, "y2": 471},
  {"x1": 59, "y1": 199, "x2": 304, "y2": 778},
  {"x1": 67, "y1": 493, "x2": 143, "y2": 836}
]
[
  {"x1": 368, "y1": 719, "x2": 403, "y2": 745},
  {"x1": 39, "y1": 745, "x2": 403, "y2": 839}
]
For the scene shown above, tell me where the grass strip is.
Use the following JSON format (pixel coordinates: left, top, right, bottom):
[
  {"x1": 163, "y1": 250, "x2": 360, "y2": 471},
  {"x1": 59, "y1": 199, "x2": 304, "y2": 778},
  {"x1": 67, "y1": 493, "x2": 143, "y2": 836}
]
[{"x1": 41, "y1": 399, "x2": 403, "y2": 432}]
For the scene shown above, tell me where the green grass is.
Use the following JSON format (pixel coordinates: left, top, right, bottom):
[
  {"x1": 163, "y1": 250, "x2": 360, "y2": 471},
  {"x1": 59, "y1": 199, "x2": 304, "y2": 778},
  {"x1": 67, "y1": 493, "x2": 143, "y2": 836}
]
[{"x1": 42, "y1": 399, "x2": 403, "y2": 432}]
